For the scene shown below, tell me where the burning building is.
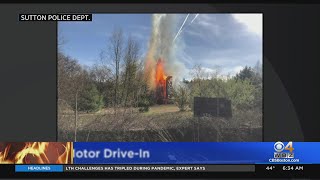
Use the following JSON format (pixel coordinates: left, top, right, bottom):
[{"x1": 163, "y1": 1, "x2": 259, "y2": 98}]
[
  {"x1": 155, "y1": 58, "x2": 173, "y2": 104},
  {"x1": 143, "y1": 14, "x2": 177, "y2": 104}
]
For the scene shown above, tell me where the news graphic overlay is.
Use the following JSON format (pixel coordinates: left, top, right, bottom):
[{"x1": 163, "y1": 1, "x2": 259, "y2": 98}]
[
  {"x1": 19, "y1": 14, "x2": 92, "y2": 21},
  {"x1": 0, "y1": 142, "x2": 72, "y2": 164},
  {"x1": 0, "y1": 142, "x2": 319, "y2": 175},
  {"x1": 71, "y1": 142, "x2": 320, "y2": 165},
  {"x1": 270, "y1": 141, "x2": 299, "y2": 163},
  {"x1": 57, "y1": 13, "x2": 263, "y2": 142}
]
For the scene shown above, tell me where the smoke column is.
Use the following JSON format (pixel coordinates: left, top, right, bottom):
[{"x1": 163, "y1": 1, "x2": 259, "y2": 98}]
[{"x1": 144, "y1": 14, "x2": 184, "y2": 90}]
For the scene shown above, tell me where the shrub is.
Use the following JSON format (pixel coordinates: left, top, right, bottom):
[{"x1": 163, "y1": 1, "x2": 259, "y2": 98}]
[
  {"x1": 138, "y1": 98, "x2": 150, "y2": 112},
  {"x1": 225, "y1": 79, "x2": 256, "y2": 110},
  {"x1": 174, "y1": 83, "x2": 190, "y2": 111},
  {"x1": 78, "y1": 84, "x2": 104, "y2": 112}
]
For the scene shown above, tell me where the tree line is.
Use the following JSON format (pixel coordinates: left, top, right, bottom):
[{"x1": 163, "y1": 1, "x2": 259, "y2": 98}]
[
  {"x1": 58, "y1": 28, "x2": 263, "y2": 115},
  {"x1": 174, "y1": 63, "x2": 262, "y2": 113},
  {"x1": 58, "y1": 28, "x2": 150, "y2": 114}
]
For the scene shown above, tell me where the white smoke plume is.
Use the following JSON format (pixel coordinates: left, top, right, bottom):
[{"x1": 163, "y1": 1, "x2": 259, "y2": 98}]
[{"x1": 144, "y1": 14, "x2": 187, "y2": 90}]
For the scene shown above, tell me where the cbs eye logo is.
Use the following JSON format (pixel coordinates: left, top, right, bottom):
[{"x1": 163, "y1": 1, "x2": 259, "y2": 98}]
[{"x1": 274, "y1": 141, "x2": 294, "y2": 158}]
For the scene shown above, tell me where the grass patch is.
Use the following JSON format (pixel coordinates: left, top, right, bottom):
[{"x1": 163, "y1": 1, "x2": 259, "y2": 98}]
[{"x1": 58, "y1": 105, "x2": 262, "y2": 142}]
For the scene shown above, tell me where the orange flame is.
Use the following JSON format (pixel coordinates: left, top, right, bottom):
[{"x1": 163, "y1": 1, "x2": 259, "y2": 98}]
[
  {"x1": 0, "y1": 142, "x2": 72, "y2": 164},
  {"x1": 0, "y1": 144, "x2": 11, "y2": 164},
  {"x1": 155, "y1": 58, "x2": 167, "y2": 101},
  {"x1": 56, "y1": 142, "x2": 71, "y2": 164},
  {"x1": 155, "y1": 58, "x2": 167, "y2": 85}
]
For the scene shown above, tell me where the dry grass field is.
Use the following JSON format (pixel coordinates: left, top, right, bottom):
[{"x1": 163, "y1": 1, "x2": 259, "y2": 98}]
[{"x1": 58, "y1": 104, "x2": 262, "y2": 142}]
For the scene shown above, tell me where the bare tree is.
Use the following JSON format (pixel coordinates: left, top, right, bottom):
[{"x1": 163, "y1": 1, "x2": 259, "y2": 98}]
[
  {"x1": 174, "y1": 82, "x2": 190, "y2": 111},
  {"x1": 210, "y1": 65, "x2": 222, "y2": 79},
  {"x1": 108, "y1": 28, "x2": 124, "y2": 115},
  {"x1": 190, "y1": 64, "x2": 207, "y2": 97},
  {"x1": 89, "y1": 63, "x2": 112, "y2": 107},
  {"x1": 121, "y1": 36, "x2": 140, "y2": 108},
  {"x1": 57, "y1": 53, "x2": 87, "y2": 141}
]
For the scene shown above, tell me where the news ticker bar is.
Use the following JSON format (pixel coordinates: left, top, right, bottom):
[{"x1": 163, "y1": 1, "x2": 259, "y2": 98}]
[
  {"x1": 73, "y1": 142, "x2": 320, "y2": 164},
  {"x1": 19, "y1": 14, "x2": 92, "y2": 21},
  {"x1": 2, "y1": 142, "x2": 320, "y2": 165},
  {"x1": 15, "y1": 165, "x2": 255, "y2": 172},
  {"x1": 5, "y1": 165, "x2": 319, "y2": 178}
]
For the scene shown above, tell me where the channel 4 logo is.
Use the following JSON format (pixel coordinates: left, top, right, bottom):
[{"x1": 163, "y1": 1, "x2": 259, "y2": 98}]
[{"x1": 274, "y1": 141, "x2": 294, "y2": 158}]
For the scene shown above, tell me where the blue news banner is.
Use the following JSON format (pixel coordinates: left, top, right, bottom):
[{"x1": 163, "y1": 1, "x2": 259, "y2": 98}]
[
  {"x1": 14, "y1": 142, "x2": 320, "y2": 172},
  {"x1": 72, "y1": 142, "x2": 320, "y2": 164}
]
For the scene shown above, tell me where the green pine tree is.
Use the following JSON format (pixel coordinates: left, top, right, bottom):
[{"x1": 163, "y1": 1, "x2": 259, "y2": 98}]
[{"x1": 78, "y1": 84, "x2": 104, "y2": 112}]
